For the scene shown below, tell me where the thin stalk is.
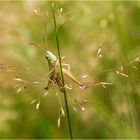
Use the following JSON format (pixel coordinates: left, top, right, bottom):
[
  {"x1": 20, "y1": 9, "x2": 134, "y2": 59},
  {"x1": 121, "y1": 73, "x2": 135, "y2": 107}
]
[{"x1": 52, "y1": 5, "x2": 73, "y2": 139}]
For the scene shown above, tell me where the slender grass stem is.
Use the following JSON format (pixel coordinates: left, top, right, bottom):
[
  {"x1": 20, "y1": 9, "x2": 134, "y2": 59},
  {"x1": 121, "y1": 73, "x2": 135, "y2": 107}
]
[{"x1": 52, "y1": 4, "x2": 73, "y2": 139}]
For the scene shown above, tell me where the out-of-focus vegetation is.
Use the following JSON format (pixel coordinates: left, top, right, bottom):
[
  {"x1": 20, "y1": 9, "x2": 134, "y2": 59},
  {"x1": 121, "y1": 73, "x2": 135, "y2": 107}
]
[{"x1": 0, "y1": 1, "x2": 140, "y2": 139}]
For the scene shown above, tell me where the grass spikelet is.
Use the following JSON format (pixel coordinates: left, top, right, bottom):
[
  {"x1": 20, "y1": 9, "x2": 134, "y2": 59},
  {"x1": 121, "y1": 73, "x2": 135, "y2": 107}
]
[
  {"x1": 100, "y1": 82, "x2": 112, "y2": 86},
  {"x1": 61, "y1": 56, "x2": 66, "y2": 60},
  {"x1": 81, "y1": 107, "x2": 85, "y2": 111},
  {"x1": 33, "y1": 9, "x2": 39, "y2": 14},
  {"x1": 96, "y1": 43, "x2": 103, "y2": 60},
  {"x1": 98, "y1": 54, "x2": 103, "y2": 59},
  {"x1": 14, "y1": 78, "x2": 24, "y2": 82},
  {"x1": 33, "y1": 81, "x2": 39, "y2": 84},
  {"x1": 6, "y1": 69, "x2": 12, "y2": 72},
  {"x1": 44, "y1": 91, "x2": 48, "y2": 96},
  {"x1": 132, "y1": 65, "x2": 138, "y2": 70},
  {"x1": 17, "y1": 88, "x2": 22, "y2": 93},
  {"x1": 115, "y1": 71, "x2": 128, "y2": 78},
  {"x1": 57, "y1": 117, "x2": 60, "y2": 128},
  {"x1": 81, "y1": 74, "x2": 88, "y2": 79},
  {"x1": 120, "y1": 66, "x2": 124, "y2": 71},
  {"x1": 57, "y1": 93, "x2": 65, "y2": 117},
  {"x1": 134, "y1": 57, "x2": 140, "y2": 62},
  {"x1": 31, "y1": 99, "x2": 37, "y2": 104},
  {"x1": 61, "y1": 107, "x2": 65, "y2": 117},
  {"x1": 57, "y1": 111, "x2": 61, "y2": 128},
  {"x1": 36, "y1": 102, "x2": 40, "y2": 110},
  {"x1": 14, "y1": 83, "x2": 26, "y2": 93},
  {"x1": 96, "y1": 47, "x2": 102, "y2": 57},
  {"x1": 74, "y1": 98, "x2": 85, "y2": 112},
  {"x1": 83, "y1": 100, "x2": 88, "y2": 102},
  {"x1": 64, "y1": 85, "x2": 72, "y2": 90},
  {"x1": 102, "y1": 85, "x2": 107, "y2": 89},
  {"x1": 73, "y1": 107, "x2": 77, "y2": 112}
]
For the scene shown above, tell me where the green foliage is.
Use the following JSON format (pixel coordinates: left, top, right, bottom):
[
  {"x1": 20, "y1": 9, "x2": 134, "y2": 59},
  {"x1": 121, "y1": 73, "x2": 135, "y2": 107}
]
[{"x1": 0, "y1": 1, "x2": 140, "y2": 139}]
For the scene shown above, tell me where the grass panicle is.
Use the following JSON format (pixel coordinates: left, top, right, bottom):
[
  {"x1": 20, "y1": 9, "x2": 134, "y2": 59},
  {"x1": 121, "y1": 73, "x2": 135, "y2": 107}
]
[{"x1": 52, "y1": 3, "x2": 73, "y2": 139}]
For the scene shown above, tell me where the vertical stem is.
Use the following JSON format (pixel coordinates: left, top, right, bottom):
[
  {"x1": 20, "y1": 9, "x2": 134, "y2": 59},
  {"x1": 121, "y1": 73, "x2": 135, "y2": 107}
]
[{"x1": 52, "y1": 5, "x2": 73, "y2": 139}]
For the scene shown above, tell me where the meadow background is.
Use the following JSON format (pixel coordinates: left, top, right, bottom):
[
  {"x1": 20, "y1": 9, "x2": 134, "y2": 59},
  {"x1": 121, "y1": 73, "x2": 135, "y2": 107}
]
[{"x1": 0, "y1": 1, "x2": 140, "y2": 139}]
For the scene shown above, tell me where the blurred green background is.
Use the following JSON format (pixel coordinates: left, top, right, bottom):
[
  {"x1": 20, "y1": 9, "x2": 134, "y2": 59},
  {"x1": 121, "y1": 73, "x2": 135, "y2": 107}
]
[{"x1": 0, "y1": 1, "x2": 140, "y2": 139}]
